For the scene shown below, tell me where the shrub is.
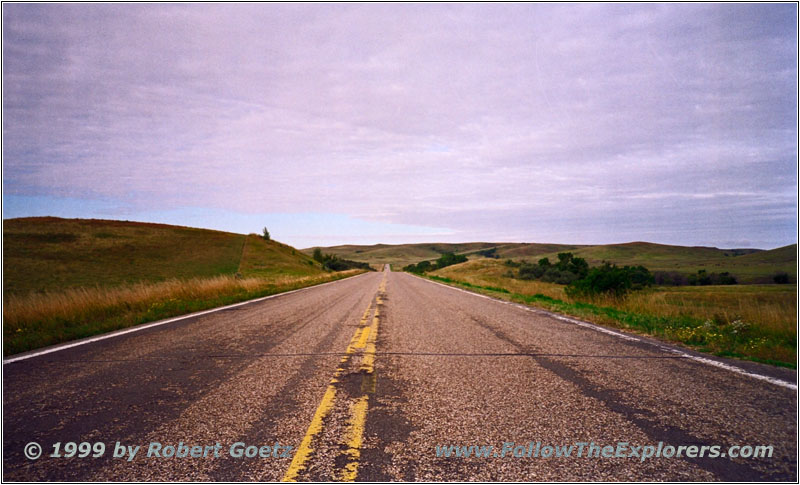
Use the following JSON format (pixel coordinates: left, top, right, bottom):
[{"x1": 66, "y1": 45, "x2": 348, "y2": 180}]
[
  {"x1": 716, "y1": 272, "x2": 738, "y2": 285},
  {"x1": 477, "y1": 248, "x2": 499, "y2": 258},
  {"x1": 653, "y1": 271, "x2": 689, "y2": 286},
  {"x1": 518, "y1": 263, "x2": 545, "y2": 280},
  {"x1": 688, "y1": 269, "x2": 738, "y2": 286},
  {"x1": 311, "y1": 248, "x2": 372, "y2": 271},
  {"x1": 516, "y1": 253, "x2": 588, "y2": 282},
  {"x1": 774, "y1": 272, "x2": 790, "y2": 284},
  {"x1": 566, "y1": 263, "x2": 653, "y2": 298},
  {"x1": 403, "y1": 260, "x2": 433, "y2": 273},
  {"x1": 417, "y1": 260, "x2": 433, "y2": 272},
  {"x1": 261, "y1": 227, "x2": 270, "y2": 241},
  {"x1": 322, "y1": 256, "x2": 372, "y2": 271},
  {"x1": 434, "y1": 252, "x2": 467, "y2": 270}
]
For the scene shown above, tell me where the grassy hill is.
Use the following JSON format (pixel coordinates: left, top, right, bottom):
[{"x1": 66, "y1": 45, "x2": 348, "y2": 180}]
[
  {"x1": 492, "y1": 243, "x2": 585, "y2": 259},
  {"x1": 4, "y1": 217, "x2": 324, "y2": 295},
  {"x1": 529, "y1": 242, "x2": 794, "y2": 284},
  {"x1": 302, "y1": 242, "x2": 510, "y2": 268},
  {"x1": 3, "y1": 217, "x2": 357, "y2": 355},
  {"x1": 309, "y1": 240, "x2": 795, "y2": 284}
]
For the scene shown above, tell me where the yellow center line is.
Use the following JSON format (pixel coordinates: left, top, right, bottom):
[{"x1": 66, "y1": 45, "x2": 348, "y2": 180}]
[
  {"x1": 283, "y1": 275, "x2": 387, "y2": 482},
  {"x1": 338, "y1": 396, "x2": 369, "y2": 482},
  {"x1": 282, "y1": 294, "x2": 375, "y2": 482},
  {"x1": 355, "y1": 327, "x2": 371, "y2": 349},
  {"x1": 337, "y1": 279, "x2": 385, "y2": 482}
]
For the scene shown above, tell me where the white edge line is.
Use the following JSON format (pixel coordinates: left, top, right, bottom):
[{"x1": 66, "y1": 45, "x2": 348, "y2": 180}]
[
  {"x1": 413, "y1": 274, "x2": 797, "y2": 391},
  {"x1": 3, "y1": 271, "x2": 372, "y2": 365}
]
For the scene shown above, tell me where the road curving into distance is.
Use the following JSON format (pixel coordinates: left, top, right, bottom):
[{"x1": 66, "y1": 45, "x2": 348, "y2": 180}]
[{"x1": 3, "y1": 266, "x2": 796, "y2": 481}]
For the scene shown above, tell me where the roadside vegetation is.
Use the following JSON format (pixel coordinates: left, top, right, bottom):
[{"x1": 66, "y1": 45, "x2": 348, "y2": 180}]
[
  {"x1": 402, "y1": 252, "x2": 468, "y2": 273},
  {"x1": 3, "y1": 218, "x2": 367, "y2": 355},
  {"x1": 311, "y1": 248, "x2": 374, "y2": 271},
  {"x1": 425, "y1": 258, "x2": 796, "y2": 368},
  {"x1": 4, "y1": 270, "x2": 361, "y2": 355},
  {"x1": 311, "y1": 241, "x2": 795, "y2": 284},
  {"x1": 302, "y1": 242, "x2": 509, "y2": 269}
]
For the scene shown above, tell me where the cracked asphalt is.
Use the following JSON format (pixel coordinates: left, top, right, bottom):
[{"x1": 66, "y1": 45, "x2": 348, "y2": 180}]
[{"x1": 3, "y1": 267, "x2": 796, "y2": 481}]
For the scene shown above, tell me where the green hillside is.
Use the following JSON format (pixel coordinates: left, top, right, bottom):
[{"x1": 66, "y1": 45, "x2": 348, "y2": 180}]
[
  {"x1": 530, "y1": 242, "x2": 794, "y2": 284},
  {"x1": 302, "y1": 242, "x2": 508, "y2": 268},
  {"x1": 238, "y1": 234, "x2": 321, "y2": 278},
  {"x1": 2, "y1": 217, "x2": 360, "y2": 355},
  {"x1": 308, "y1": 240, "x2": 795, "y2": 284},
  {"x1": 495, "y1": 243, "x2": 585, "y2": 258},
  {"x1": 3, "y1": 217, "x2": 324, "y2": 296}
]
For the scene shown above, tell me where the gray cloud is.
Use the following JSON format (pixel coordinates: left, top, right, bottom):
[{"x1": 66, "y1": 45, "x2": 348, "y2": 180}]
[{"x1": 2, "y1": 3, "x2": 796, "y2": 248}]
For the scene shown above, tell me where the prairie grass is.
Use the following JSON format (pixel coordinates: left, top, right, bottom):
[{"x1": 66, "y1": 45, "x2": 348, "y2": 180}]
[
  {"x1": 431, "y1": 259, "x2": 796, "y2": 367},
  {"x1": 4, "y1": 270, "x2": 363, "y2": 356}
]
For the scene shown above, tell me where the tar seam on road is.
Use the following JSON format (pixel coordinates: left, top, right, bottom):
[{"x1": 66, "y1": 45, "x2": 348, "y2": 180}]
[
  {"x1": 414, "y1": 274, "x2": 797, "y2": 391},
  {"x1": 282, "y1": 274, "x2": 386, "y2": 482},
  {"x1": 338, "y1": 280, "x2": 384, "y2": 481},
  {"x1": 2, "y1": 271, "x2": 372, "y2": 365}
]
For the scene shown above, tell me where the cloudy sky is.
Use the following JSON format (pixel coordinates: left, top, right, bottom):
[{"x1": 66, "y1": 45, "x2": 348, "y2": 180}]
[{"x1": 3, "y1": 3, "x2": 797, "y2": 249}]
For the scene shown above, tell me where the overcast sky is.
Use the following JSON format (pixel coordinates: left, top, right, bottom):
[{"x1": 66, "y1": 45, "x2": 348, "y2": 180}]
[{"x1": 3, "y1": 3, "x2": 797, "y2": 249}]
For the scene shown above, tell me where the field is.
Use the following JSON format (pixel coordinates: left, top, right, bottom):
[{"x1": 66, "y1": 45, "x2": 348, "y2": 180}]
[
  {"x1": 308, "y1": 240, "x2": 796, "y2": 284},
  {"x1": 301, "y1": 242, "x2": 523, "y2": 268},
  {"x1": 430, "y1": 258, "x2": 797, "y2": 367},
  {"x1": 527, "y1": 242, "x2": 795, "y2": 284},
  {"x1": 3, "y1": 217, "x2": 363, "y2": 355}
]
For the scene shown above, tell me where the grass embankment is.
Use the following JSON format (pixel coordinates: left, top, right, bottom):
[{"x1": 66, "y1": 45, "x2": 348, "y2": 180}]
[
  {"x1": 4, "y1": 271, "x2": 361, "y2": 355},
  {"x1": 429, "y1": 259, "x2": 796, "y2": 368},
  {"x1": 4, "y1": 217, "x2": 248, "y2": 295},
  {"x1": 3, "y1": 218, "x2": 364, "y2": 356}
]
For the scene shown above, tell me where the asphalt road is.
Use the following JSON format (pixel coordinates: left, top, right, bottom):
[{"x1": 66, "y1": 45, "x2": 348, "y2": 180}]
[{"x1": 3, "y1": 267, "x2": 797, "y2": 481}]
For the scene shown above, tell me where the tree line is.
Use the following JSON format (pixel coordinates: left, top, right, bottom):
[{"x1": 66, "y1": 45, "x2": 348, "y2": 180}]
[
  {"x1": 311, "y1": 248, "x2": 373, "y2": 271},
  {"x1": 403, "y1": 252, "x2": 468, "y2": 273}
]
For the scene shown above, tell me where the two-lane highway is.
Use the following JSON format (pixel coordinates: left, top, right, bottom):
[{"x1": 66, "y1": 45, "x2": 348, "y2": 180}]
[{"x1": 3, "y1": 267, "x2": 796, "y2": 481}]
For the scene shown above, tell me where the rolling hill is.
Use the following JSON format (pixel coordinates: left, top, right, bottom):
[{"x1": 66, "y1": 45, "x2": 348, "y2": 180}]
[
  {"x1": 305, "y1": 240, "x2": 796, "y2": 284},
  {"x1": 3, "y1": 217, "x2": 324, "y2": 296},
  {"x1": 301, "y1": 242, "x2": 509, "y2": 268},
  {"x1": 528, "y1": 242, "x2": 794, "y2": 284}
]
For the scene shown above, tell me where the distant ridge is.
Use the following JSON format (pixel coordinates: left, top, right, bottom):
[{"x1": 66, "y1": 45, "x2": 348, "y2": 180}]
[{"x1": 304, "y1": 241, "x2": 795, "y2": 284}]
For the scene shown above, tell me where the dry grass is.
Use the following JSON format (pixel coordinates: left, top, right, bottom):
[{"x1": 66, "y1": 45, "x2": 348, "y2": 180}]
[
  {"x1": 432, "y1": 259, "x2": 796, "y2": 366},
  {"x1": 435, "y1": 259, "x2": 566, "y2": 299},
  {"x1": 4, "y1": 270, "x2": 363, "y2": 355},
  {"x1": 578, "y1": 286, "x2": 796, "y2": 337}
]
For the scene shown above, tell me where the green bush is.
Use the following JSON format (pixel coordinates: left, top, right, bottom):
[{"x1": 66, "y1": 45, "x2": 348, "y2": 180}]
[
  {"x1": 403, "y1": 260, "x2": 433, "y2": 273},
  {"x1": 311, "y1": 248, "x2": 372, "y2": 271},
  {"x1": 404, "y1": 252, "x2": 466, "y2": 273},
  {"x1": 688, "y1": 269, "x2": 738, "y2": 286},
  {"x1": 773, "y1": 272, "x2": 790, "y2": 284},
  {"x1": 566, "y1": 263, "x2": 653, "y2": 298},
  {"x1": 518, "y1": 262, "x2": 545, "y2": 280},
  {"x1": 516, "y1": 253, "x2": 588, "y2": 283},
  {"x1": 435, "y1": 252, "x2": 467, "y2": 269},
  {"x1": 477, "y1": 248, "x2": 499, "y2": 258}
]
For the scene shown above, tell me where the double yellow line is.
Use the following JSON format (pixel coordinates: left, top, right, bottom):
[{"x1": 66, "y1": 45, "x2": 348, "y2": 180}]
[{"x1": 282, "y1": 277, "x2": 386, "y2": 482}]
